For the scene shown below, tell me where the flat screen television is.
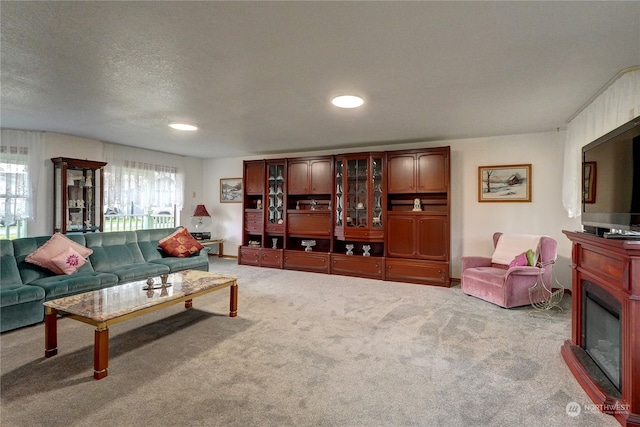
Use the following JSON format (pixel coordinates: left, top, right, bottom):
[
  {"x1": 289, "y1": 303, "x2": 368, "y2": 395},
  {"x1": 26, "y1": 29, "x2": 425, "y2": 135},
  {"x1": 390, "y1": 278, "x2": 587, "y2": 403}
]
[{"x1": 581, "y1": 117, "x2": 640, "y2": 237}]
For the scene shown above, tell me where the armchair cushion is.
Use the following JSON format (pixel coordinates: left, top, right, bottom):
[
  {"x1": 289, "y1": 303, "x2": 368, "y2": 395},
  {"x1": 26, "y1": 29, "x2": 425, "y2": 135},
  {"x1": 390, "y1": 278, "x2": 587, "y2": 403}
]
[{"x1": 491, "y1": 234, "x2": 540, "y2": 265}]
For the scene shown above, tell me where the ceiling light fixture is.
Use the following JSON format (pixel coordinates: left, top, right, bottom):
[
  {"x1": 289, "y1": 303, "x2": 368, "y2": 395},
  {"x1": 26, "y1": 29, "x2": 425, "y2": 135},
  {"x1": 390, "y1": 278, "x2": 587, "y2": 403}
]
[
  {"x1": 331, "y1": 95, "x2": 364, "y2": 109},
  {"x1": 169, "y1": 122, "x2": 198, "y2": 131}
]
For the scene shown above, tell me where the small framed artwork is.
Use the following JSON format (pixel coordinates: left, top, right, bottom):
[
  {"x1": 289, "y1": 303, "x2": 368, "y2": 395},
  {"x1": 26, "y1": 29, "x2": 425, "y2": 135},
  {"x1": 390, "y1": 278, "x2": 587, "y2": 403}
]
[
  {"x1": 582, "y1": 161, "x2": 597, "y2": 204},
  {"x1": 478, "y1": 164, "x2": 532, "y2": 202},
  {"x1": 220, "y1": 178, "x2": 243, "y2": 203}
]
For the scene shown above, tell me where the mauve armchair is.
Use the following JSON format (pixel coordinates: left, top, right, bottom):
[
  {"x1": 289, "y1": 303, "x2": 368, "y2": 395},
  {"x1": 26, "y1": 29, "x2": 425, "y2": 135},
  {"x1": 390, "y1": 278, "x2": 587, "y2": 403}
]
[{"x1": 460, "y1": 232, "x2": 558, "y2": 308}]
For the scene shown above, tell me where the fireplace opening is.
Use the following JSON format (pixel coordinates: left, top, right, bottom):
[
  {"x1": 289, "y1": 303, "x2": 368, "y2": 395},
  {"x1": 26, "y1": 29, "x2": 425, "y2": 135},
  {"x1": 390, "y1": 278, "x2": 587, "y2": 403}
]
[{"x1": 582, "y1": 280, "x2": 622, "y2": 392}]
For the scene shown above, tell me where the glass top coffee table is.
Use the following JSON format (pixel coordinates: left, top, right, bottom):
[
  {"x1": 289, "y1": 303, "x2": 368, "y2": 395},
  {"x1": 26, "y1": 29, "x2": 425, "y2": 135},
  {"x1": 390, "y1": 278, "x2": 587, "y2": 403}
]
[{"x1": 44, "y1": 270, "x2": 239, "y2": 380}]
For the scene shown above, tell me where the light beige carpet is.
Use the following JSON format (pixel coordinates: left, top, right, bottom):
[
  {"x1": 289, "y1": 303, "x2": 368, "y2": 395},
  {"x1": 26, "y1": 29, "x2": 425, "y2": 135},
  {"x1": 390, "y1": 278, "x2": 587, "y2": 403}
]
[{"x1": 0, "y1": 258, "x2": 619, "y2": 427}]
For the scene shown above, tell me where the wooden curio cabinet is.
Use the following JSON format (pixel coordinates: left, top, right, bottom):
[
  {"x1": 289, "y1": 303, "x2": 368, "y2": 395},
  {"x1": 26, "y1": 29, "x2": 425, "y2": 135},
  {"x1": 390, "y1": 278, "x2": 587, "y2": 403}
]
[
  {"x1": 385, "y1": 147, "x2": 450, "y2": 286},
  {"x1": 239, "y1": 160, "x2": 265, "y2": 266},
  {"x1": 334, "y1": 153, "x2": 385, "y2": 242},
  {"x1": 52, "y1": 157, "x2": 107, "y2": 234},
  {"x1": 238, "y1": 146, "x2": 450, "y2": 287}
]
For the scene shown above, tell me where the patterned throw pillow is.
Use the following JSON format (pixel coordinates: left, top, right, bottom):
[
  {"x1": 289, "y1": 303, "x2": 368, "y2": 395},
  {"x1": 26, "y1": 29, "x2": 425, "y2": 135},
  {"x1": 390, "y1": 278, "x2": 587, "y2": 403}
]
[
  {"x1": 51, "y1": 246, "x2": 87, "y2": 275},
  {"x1": 26, "y1": 233, "x2": 93, "y2": 274},
  {"x1": 508, "y1": 252, "x2": 528, "y2": 268},
  {"x1": 158, "y1": 228, "x2": 204, "y2": 258}
]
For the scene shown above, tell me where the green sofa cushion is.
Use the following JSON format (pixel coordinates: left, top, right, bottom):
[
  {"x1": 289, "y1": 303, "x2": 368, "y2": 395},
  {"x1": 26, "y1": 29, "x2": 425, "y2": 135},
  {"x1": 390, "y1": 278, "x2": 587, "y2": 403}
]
[
  {"x1": 32, "y1": 272, "x2": 119, "y2": 300},
  {"x1": 149, "y1": 256, "x2": 209, "y2": 272},
  {"x1": 97, "y1": 263, "x2": 170, "y2": 282},
  {"x1": 1, "y1": 239, "x2": 22, "y2": 287},
  {"x1": 0, "y1": 283, "x2": 45, "y2": 307},
  {"x1": 85, "y1": 231, "x2": 146, "y2": 271},
  {"x1": 136, "y1": 228, "x2": 178, "y2": 261}
]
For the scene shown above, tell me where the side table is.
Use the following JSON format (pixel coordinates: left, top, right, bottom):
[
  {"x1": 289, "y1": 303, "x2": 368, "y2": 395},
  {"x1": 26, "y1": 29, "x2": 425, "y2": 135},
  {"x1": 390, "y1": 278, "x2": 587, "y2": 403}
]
[{"x1": 199, "y1": 239, "x2": 224, "y2": 257}]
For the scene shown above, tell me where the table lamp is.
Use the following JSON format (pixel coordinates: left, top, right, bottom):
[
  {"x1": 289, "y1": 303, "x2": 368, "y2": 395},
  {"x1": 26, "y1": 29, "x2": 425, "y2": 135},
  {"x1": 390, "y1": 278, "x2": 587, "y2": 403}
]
[{"x1": 192, "y1": 204, "x2": 210, "y2": 231}]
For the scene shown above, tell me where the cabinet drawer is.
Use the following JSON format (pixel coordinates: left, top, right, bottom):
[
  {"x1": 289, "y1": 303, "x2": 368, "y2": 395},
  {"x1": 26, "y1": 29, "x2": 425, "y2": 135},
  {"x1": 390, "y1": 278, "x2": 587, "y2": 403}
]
[
  {"x1": 284, "y1": 250, "x2": 329, "y2": 273},
  {"x1": 244, "y1": 212, "x2": 263, "y2": 232},
  {"x1": 239, "y1": 246, "x2": 261, "y2": 266},
  {"x1": 331, "y1": 254, "x2": 384, "y2": 279},
  {"x1": 261, "y1": 248, "x2": 283, "y2": 268},
  {"x1": 385, "y1": 259, "x2": 449, "y2": 287},
  {"x1": 287, "y1": 212, "x2": 331, "y2": 237}
]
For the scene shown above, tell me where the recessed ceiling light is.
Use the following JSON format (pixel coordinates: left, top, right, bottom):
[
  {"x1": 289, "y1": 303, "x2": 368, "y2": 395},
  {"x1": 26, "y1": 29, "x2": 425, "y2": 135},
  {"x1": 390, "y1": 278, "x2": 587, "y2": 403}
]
[
  {"x1": 331, "y1": 95, "x2": 364, "y2": 109},
  {"x1": 169, "y1": 122, "x2": 198, "y2": 131}
]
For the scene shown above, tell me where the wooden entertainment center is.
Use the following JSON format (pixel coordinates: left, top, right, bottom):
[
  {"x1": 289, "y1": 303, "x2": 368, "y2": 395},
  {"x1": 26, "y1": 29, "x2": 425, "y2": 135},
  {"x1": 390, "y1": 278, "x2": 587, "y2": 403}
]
[
  {"x1": 238, "y1": 147, "x2": 450, "y2": 287},
  {"x1": 562, "y1": 231, "x2": 640, "y2": 427}
]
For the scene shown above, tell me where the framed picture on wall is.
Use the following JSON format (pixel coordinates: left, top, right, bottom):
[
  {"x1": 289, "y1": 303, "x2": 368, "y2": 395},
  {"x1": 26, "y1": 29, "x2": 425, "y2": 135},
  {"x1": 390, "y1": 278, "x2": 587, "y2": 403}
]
[
  {"x1": 220, "y1": 178, "x2": 242, "y2": 203},
  {"x1": 478, "y1": 164, "x2": 532, "y2": 202}
]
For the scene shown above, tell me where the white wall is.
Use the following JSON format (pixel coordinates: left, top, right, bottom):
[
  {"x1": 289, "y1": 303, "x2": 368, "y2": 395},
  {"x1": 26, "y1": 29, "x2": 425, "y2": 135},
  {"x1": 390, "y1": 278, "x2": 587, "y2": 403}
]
[
  {"x1": 203, "y1": 130, "x2": 581, "y2": 288},
  {"x1": 27, "y1": 132, "x2": 204, "y2": 236},
  {"x1": 23, "y1": 129, "x2": 579, "y2": 289}
]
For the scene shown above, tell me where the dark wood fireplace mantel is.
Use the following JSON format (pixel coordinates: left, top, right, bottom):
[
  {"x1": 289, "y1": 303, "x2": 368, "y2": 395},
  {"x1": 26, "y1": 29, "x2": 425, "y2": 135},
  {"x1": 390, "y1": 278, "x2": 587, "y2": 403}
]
[{"x1": 562, "y1": 230, "x2": 640, "y2": 427}]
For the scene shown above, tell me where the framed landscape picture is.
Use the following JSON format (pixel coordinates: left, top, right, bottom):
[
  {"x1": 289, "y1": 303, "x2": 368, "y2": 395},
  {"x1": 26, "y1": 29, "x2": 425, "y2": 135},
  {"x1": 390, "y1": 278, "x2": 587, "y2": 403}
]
[
  {"x1": 220, "y1": 178, "x2": 242, "y2": 203},
  {"x1": 478, "y1": 164, "x2": 531, "y2": 202}
]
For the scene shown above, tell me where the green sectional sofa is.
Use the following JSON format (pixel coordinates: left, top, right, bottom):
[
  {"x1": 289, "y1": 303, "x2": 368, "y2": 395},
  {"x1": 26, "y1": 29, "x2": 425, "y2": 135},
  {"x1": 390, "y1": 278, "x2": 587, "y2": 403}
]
[{"x1": 0, "y1": 228, "x2": 210, "y2": 333}]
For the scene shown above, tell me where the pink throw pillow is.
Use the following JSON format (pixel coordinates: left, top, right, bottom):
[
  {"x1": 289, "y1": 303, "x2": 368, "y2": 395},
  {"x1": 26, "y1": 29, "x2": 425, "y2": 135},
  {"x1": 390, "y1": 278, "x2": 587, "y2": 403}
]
[
  {"x1": 51, "y1": 247, "x2": 87, "y2": 275},
  {"x1": 26, "y1": 233, "x2": 93, "y2": 274},
  {"x1": 158, "y1": 228, "x2": 204, "y2": 258},
  {"x1": 508, "y1": 252, "x2": 528, "y2": 268}
]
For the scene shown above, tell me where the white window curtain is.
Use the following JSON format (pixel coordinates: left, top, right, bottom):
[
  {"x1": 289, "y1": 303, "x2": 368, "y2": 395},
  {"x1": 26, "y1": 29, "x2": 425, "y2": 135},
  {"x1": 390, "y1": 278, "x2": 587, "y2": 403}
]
[
  {"x1": 103, "y1": 143, "x2": 185, "y2": 215},
  {"x1": 562, "y1": 67, "x2": 640, "y2": 218},
  {"x1": 0, "y1": 129, "x2": 44, "y2": 222}
]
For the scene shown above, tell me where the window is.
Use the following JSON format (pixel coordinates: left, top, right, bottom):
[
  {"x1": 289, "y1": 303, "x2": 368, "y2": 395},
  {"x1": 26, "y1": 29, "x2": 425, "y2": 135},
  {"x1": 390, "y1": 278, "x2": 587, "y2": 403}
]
[
  {"x1": 102, "y1": 148, "x2": 184, "y2": 232},
  {"x1": 0, "y1": 130, "x2": 42, "y2": 239}
]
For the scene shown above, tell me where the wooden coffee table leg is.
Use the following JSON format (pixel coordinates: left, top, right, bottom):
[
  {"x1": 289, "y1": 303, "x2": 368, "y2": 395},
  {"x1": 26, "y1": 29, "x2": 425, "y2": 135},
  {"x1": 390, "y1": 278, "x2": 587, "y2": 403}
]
[
  {"x1": 44, "y1": 308, "x2": 58, "y2": 357},
  {"x1": 185, "y1": 299, "x2": 193, "y2": 309},
  {"x1": 94, "y1": 325, "x2": 109, "y2": 380},
  {"x1": 229, "y1": 282, "x2": 238, "y2": 317}
]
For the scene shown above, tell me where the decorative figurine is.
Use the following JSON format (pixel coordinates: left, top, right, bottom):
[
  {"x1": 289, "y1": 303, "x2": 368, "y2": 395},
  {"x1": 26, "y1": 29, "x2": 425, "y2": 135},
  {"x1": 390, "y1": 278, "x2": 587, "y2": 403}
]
[
  {"x1": 362, "y1": 245, "x2": 371, "y2": 256},
  {"x1": 345, "y1": 244, "x2": 354, "y2": 255},
  {"x1": 256, "y1": 199, "x2": 262, "y2": 209},
  {"x1": 412, "y1": 198, "x2": 422, "y2": 211},
  {"x1": 272, "y1": 238, "x2": 278, "y2": 249}
]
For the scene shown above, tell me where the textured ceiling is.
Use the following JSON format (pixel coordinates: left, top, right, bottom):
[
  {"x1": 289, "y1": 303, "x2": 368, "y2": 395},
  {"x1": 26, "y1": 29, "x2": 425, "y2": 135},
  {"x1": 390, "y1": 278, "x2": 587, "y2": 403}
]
[{"x1": 1, "y1": 1, "x2": 639, "y2": 159}]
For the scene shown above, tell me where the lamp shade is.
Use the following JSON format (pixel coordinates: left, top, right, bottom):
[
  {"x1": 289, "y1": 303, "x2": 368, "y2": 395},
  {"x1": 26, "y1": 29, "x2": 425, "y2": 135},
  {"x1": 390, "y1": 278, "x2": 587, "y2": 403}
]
[{"x1": 192, "y1": 204, "x2": 210, "y2": 217}]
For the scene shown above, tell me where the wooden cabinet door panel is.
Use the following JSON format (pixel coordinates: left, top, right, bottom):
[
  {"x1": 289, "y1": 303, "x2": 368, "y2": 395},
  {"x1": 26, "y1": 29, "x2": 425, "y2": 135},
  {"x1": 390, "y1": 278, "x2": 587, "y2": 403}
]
[
  {"x1": 416, "y1": 216, "x2": 449, "y2": 260},
  {"x1": 387, "y1": 154, "x2": 416, "y2": 193},
  {"x1": 387, "y1": 215, "x2": 416, "y2": 257},
  {"x1": 309, "y1": 158, "x2": 332, "y2": 194},
  {"x1": 245, "y1": 161, "x2": 265, "y2": 195},
  {"x1": 417, "y1": 152, "x2": 448, "y2": 192},
  {"x1": 287, "y1": 160, "x2": 309, "y2": 194},
  {"x1": 284, "y1": 250, "x2": 329, "y2": 273},
  {"x1": 261, "y1": 249, "x2": 283, "y2": 268},
  {"x1": 287, "y1": 212, "x2": 331, "y2": 236},
  {"x1": 385, "y1": 259, "x2": 449, "y2": 286},
  {"x1": 330, "y1": 254, "x2": 383, "y2": 279},
  {"x1": 239, "y1": 247, "x2": 261, "y2": 266}
]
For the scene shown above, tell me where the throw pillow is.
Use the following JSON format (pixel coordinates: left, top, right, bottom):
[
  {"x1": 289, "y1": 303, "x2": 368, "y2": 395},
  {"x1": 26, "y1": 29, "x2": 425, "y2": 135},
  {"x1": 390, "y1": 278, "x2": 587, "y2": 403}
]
[
  {"x1": 51, "y1": 246, "x2": 87, "y2": 275},
  {"x1": 526, "y1": 249, "x2": 537, "y2": 266},
  {"x1": 508, "y1": 252, "x2": 528, "y2": 268},
  {"x1": 26, "y1": 233, "x2": 93, "y2": 274},
  {"x1": 158, "y1": 228, "x2": 204, "y2": 258}
]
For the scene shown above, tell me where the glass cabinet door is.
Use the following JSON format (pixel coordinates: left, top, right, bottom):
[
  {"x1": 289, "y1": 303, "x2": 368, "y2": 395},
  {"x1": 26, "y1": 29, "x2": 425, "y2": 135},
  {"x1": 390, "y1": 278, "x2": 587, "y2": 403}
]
[
  {"x1": 267, "y1": 163, "x2": 285, "y2": 226},
  {"x1": 346, "y1": 158, "x2": 369, "y2": 229},
  {"x1": 371, "y1": 156, "x2": 383, "y2": 229}
]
